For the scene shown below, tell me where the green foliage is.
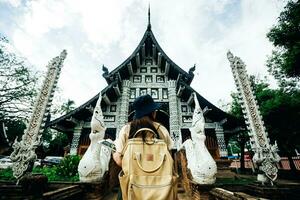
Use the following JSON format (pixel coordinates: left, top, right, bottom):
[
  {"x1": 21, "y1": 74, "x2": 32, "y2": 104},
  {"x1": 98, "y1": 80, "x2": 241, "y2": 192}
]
[
  {"x1": 33, "y1": 166, "x2": 79, "y2": 182},
  {"x1": 0, "y1": 36, "x2": 38, "y2": 152},
  {"x1": 229, "y1": 76, "x2": 300, "y2": 157},
  {"x1": 32, "y1": 166, "x2": 58, "y2": 181},
  {"x1": 42, "y1": 98, "x2": 76, "y2": 155},
  {"x1": 56, "y1": 155, "x2": 80, "y2": 178},
  {"x1": 3, "y1": 119, "x2": 26, "y2": 143},
  {"x1": 229, "y1": 93, "x2": 243, "y2": 120},
  {"x1": 256, "y1": 88, "x2": 300, "y2": 155},
  {"x1": 267, "y1": 0, "x2": 300, "y2": 78},
  {"x1": 0, "y1": 168, "x2": 16, "y2": 181},
  {"x1": 227, "y1": 141, "x2": 240, "y2": 155},
  {"x1": 0, "y1": 166, "x2": 79, "y2": 182},
  {"x1": 44, "y1": 130, "x2": 69, "y2": 156},
  {"x1": 59, "y1": 99, "x2": 76, "y2": 114}
]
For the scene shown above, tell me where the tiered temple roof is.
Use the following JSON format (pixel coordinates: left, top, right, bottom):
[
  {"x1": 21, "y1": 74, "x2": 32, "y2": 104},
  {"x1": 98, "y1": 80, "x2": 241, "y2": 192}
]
[{"x1": 46, "y1": 10, "x2": 243, "y2": 138}]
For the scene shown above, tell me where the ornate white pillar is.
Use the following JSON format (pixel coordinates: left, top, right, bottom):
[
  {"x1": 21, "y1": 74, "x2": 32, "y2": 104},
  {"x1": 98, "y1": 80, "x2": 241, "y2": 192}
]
[
  {"x1": 215, "y1": 123, "x2": 228, "y2": 158},
  {"x1": 227, "y1": 51, "x2": 280, "y2": 184},
  {"x1": 167, "y1": 80, "x2": 181, "y2": 149},
  {"x1": 70, "y1": 121, "x2": 84, "y2": 155},
  {"x1": 117, "y1": 80, "x2": 131, "y2": 136},
  {"x1": 10, "y1": 50, "x2": 67, "y2": 181}
]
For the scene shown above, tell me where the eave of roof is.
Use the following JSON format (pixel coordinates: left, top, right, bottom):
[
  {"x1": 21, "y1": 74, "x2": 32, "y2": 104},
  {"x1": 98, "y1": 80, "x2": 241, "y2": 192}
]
[{"x1": 178, "y1": 80, "x2": 244, "y2": 129}]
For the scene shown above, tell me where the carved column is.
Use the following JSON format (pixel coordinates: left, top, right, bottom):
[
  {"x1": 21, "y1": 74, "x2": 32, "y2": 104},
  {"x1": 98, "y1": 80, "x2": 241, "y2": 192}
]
[
  {"x1": 117, "y1": 80, "x2": 131, "y2": 136},
  {"x1": 70, "y1": 121, "x2": 84, "y2": 155},
  {"x1": 215, "y1": 123, "x2": 228, "y2": 158},
  {"x1": 227, "y1": 51, "x2": 280, "y2": 183},
  {"x1": 168, "y1": 80, "x2": 180, "y2": 149},
  {"x1": 10, "y1": 50, "x2": 67, "y2": 181}
]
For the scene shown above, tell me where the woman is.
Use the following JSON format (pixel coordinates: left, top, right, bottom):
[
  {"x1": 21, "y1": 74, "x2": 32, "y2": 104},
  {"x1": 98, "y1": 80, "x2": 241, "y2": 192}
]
[
  {"x1": 113, "y1": 94, "x2": 175, "y2": 200},
  {"x1": 113, "y1": 94, "x2": 173, "y2": 167}
]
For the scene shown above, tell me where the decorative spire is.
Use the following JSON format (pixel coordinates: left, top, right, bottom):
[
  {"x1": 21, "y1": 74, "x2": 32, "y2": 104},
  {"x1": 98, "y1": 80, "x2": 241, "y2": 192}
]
[
  {"x1": 102, "y1": 64, "x2": 109, "y2": 77},
  {"x1": 189, "y1": 64, "x2": 196, "y2": 76},
  {"x1": 227, "y1": 51, "x2": 280, "y2": 184},
  {"x1": 10, "y1": 50, "x2": 67, "y2": 181},
  {"x1": 147, "y1": 3, "x2": 151, "y2": 30}
]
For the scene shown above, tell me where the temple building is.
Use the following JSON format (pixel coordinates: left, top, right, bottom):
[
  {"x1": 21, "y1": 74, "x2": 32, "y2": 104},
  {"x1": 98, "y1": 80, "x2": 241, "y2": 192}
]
[{"x1": 47, "y1": 10, "x2": 242, "y2": 159}]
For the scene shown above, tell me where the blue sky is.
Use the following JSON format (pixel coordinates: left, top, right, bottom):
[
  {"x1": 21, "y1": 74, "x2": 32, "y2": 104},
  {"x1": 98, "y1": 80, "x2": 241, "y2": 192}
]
[{"x1": 0, "y1": 0, "x2": 285, "y2": 110}]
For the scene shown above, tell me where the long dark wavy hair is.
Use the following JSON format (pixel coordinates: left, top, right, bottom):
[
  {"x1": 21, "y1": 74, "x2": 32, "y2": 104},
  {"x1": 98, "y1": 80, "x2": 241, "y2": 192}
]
[{"x1": 129, "y1": 112, "x2": 160, "y2": 141}]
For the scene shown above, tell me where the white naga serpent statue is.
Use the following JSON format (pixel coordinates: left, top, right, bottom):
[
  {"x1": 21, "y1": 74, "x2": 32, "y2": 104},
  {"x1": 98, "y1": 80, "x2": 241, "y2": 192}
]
[
  {"x1": 181, "y1": 92, "x2": 217, "y2": 184},
  {"x1": 78, "y1": 94, "x2": 112, "y2": 182}
]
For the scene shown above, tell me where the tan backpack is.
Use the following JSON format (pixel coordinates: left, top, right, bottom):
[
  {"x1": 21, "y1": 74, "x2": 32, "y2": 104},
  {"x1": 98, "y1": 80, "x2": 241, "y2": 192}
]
[{"x1": 119, "y1": 128, "x2": 178, "y2": 200}]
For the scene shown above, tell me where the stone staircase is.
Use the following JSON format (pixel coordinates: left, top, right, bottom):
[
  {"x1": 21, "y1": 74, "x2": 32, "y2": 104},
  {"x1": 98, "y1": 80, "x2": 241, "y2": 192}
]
[{"x1": 102, "y1": 183, "x2": 191, "y2": 200}]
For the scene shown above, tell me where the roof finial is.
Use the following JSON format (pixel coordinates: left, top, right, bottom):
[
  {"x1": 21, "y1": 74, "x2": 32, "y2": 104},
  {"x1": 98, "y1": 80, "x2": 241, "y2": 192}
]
[{"x1": 147, "y1": 3, "x2": 151, "y2": 30}]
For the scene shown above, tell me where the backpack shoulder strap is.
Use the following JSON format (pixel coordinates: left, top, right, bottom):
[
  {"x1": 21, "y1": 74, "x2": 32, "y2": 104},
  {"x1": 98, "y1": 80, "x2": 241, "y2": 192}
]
[{"x1": 156, "y1": 124, "x2": 161, "y2": 132}]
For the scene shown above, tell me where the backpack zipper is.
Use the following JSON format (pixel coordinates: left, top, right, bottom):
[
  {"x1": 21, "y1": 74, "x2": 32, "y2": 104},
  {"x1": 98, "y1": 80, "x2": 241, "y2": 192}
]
[{"x1": 131, "y1": 182, "x2": 172, "y2": 189}]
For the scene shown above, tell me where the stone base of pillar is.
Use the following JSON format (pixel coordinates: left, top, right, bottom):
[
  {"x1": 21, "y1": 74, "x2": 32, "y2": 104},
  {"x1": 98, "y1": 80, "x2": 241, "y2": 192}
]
[{"x1": 19, "y1": 173, "x2": 48, "y2": 196}]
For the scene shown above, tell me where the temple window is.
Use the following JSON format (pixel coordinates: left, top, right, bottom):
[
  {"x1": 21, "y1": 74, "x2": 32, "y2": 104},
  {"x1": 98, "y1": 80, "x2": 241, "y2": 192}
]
[
  {"x1": 140, "y1": 88, "x2": 147, "y2": 96},
  {"x1": 140, "y1": 67, "x2": 147, "y2": 73},
  {"x1": 162, "y1": 89, "x2": 168, "y2": 99},
  {"x1": 150, "y1": 67, "x2": 157, "y2": 73},
  {"x1": 151, "y1": 88, "x2": 159, "y2": 99},
  {"x1": 130, "y1": 89, "x2": 136, "y2": 99},
  {"x1": 145, "y1": 58, "x2": 153, "y2": 65},
  {"x1": 145, "y1": 75, "x2": 152, "y2": 83},
  {"x1": 133, "y1": 75, "x2": 141, "y2": 83},
  {"x1": 156, "y1": 75, "x2": 164, "y2": 83}
]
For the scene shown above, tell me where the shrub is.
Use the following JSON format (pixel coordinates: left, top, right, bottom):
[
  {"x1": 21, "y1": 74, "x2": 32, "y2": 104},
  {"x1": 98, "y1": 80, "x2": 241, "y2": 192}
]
[
  {"x1": 33, "y1": 165, "x2": 79, "y2": 182},
  {"x1": 33, "y1": 166, "x2": 58, "y2": 181},
  {"x1": 0, "y1": 156, "x2": 81, "y2": 182},
  {"x1": 56, "y1": 155, "x2": 81, "y2": 178},
  {"x1": 0, "y1": 168, "x2": 16, "y2": 181}
]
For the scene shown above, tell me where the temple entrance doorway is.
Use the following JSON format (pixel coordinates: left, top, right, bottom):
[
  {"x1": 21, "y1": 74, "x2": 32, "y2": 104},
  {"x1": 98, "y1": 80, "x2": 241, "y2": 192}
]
[
  {"x1": 205, "y1": 129, "x2": 220, "y2": 159},
  {"x1": 155, "y1": 109, "x2": 170, "y2": 131}
]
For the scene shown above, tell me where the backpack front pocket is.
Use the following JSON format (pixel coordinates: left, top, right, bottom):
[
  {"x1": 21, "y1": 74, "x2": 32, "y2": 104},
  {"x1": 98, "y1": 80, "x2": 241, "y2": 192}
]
[{"x1": 129, "y1": 175, "x2": 176, "y2": 200}]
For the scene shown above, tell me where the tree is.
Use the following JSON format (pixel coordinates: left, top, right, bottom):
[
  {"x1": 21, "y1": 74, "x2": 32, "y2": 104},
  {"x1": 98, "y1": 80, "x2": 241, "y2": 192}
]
[
  {"x1": 229, "y1": 92, "x2": 250, "y2": 173},
  {"x1": 266, "y1": 0, "x2": 300, "y2": 173},
  {"x1": 0, "y1": 36, "x2": 39, "y2": 152},
  {"x1": 60, "y1": 99, "x2": 76, "y2": 114},
  {"x1": 254, "y1": 83, "x2": 300, "y2": 172},
  {"x1": 230, "y1": 76, "x2": 300, "y2": 173},
  {"x1": 44, "y1": 131, "x2": 69, "y2": 156},
  {"x1": 0, "y1": 36, "x2": 38, "y2": 121},
  {"x1": 3, "y1": 119, "x2": 26, "y2": 144},
  {"x1": 42, "y1": 98, "x2": 76, "y2": 156},
  {"x1": 267, "y1": 0, "x2": 300, "y2": 79}
]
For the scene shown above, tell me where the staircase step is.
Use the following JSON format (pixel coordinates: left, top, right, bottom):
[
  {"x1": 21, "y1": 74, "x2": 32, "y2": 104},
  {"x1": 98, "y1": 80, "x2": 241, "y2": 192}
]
[{"x1": 104, "y1": 186, "x2": 189, "y2": 199}]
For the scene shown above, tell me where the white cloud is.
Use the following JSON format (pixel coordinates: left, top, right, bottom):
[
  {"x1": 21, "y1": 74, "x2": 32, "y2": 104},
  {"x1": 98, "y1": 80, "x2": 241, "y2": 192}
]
[
  {"x1": 0, "y1": 0, "x2": 21, "y2": 7},
  {"x1": 1, "y1": 0, "x2": 285, "y2": 109}
]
